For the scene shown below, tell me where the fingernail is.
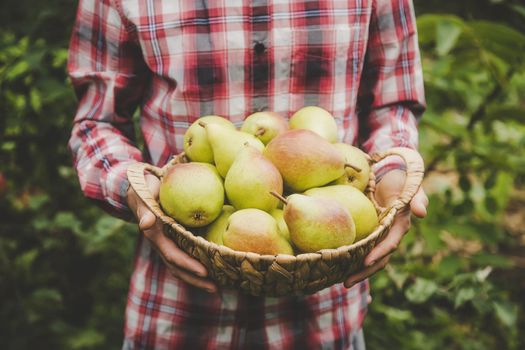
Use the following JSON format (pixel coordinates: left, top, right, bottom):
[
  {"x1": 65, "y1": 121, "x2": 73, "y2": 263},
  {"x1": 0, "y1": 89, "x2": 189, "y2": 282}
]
[
  {"x1": 206, "y1": 287, "x2": 216, "y2": 293},
  {"x1": 366, "y1": 260, "x2": 376, "y2": 267}
]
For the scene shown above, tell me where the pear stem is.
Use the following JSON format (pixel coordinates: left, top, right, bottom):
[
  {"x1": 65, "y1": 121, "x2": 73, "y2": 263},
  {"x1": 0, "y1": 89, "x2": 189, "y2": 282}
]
[
  {"x1": 255, "y1": 128, "x2": 266, "y2": 136},
  {"x1": 198, "y1": 121, "x2": 207, "y2": 128},
  {"x1": 344, "y1": 163, "x2": 362, "y2": 173},
  {"x1": 270, "y1": 191, "x2": 288, "y2": 205}
]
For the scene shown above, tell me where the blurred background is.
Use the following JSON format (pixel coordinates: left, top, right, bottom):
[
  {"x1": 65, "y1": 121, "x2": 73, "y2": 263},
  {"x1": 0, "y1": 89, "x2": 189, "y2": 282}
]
[{"x1": 1, "y1": 0, "x2": 524, "y2": 349}]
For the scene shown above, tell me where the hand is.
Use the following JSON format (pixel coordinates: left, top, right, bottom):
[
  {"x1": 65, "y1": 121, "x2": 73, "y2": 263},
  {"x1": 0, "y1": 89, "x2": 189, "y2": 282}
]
[
  {"x1": 344, "y1": 169, "x2": 428, "y2": 288},
  {"x1": 127, "y1": 173, "x2": 217, "y2": 293}
]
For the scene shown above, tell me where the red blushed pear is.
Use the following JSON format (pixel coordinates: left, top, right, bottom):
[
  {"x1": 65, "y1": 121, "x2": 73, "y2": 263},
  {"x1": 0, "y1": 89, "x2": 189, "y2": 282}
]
[
  {"x1": 263, "y1": 129, "x2": 362, "y2": 192},
  {"x1": 222, "y1": 209, "x2": 294, "y2": 255},
  {"x1": 271, "y1": 192, "x2": 356, "y2": 253},
  {"x1": 240, "y1": 111, "x2": 289, "y2": 145},
  {"x1": 159, "y1": 163, "x2": 224, "y2": 227}
]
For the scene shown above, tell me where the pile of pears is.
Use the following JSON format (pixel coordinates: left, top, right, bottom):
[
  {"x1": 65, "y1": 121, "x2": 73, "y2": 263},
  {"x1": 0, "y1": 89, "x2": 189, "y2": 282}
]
[{"x1": 159, "y1": 106, "x2": 379, "y2": 256}]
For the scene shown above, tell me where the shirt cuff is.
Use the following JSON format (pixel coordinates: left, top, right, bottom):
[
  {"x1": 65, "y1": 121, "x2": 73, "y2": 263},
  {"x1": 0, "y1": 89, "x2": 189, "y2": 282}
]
[
  {"x1": 100, "y1": 161, "x2": 137, "y2": 221},
  {"x1": 372, "y1": 155, "x2": 407, "y2": 183}
]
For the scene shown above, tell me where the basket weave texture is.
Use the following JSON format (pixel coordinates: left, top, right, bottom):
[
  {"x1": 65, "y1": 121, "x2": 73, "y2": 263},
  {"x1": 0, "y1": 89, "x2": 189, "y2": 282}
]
[{"x1": 127, "y1": 147, "x2": 424, "y2": 297}]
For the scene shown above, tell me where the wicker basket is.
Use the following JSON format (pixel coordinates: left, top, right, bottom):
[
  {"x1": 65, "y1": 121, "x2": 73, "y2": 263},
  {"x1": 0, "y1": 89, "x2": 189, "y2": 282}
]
[{"x1": 127, "y1": 147, "x2": 424, "y2": 297}]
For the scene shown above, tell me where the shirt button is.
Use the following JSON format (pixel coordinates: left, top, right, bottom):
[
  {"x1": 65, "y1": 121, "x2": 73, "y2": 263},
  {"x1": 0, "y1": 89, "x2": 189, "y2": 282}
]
[{"x1": 254, "y1": 42, "x2": 266, "y2": 54}]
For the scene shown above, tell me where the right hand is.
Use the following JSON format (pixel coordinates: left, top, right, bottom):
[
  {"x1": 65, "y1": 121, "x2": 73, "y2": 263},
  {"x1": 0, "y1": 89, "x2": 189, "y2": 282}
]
[{"x1": 127, "y1": 173, "x2": 217, "y2": 293}]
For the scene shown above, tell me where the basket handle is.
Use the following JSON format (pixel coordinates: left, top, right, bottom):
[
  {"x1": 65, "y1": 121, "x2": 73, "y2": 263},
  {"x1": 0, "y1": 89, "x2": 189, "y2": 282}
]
[
  {"x1": 370, "y1": 147, "x2": 425, "y2": 213},
  {"x1": 126, "y1": 162, "x2": 169, "y2": 220}
]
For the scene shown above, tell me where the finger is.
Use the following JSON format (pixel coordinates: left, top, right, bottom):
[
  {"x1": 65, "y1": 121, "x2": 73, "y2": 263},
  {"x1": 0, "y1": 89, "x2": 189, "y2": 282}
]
[
  {"x1": 410, "y1": 187, "x2": 428, "y2": 218},
  {"x1": 166, "y1": 265, "x2": 217, "y2": 293},
  {"x1": 138, "y1": 207, "x2": 157, "y2": 231},
  {"x1": 150, "y1": 230, "x2": 209, "y2": 278},
  {"x1": 344, "y1": 255, "x2": 390, "y2": 288},
  {"x1": 145, "y1": 174, "x2": 161, "y2": 199},
  {"x1": 364, "y1": 214, "x2": 409, "y2": 266}
]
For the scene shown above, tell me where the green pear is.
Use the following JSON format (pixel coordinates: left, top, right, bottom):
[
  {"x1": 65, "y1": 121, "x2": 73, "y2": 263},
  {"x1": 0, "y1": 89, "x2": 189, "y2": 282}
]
[
  {"x1": 264, "y1": 129, "x2": 345, "y2": 192},
  {"x1": 202, "y1": 123, "x2": 265, "y2": 177},
  {"x1": 277, "y1": 193, "x2": 355, "y2": 253},
  {"x1": 304, "y1": 185, "x2": 379, "y2": 241},
  {"x1": 223, "y1": 209, "x2": 294, "y2": 255},
  {"x1": 332, "y1": 143, "x2": 371, "y2": 191},
  {"x1": 183, "y1": 116, "x2": 236, "y2": 163},
  {"x1": 240, "y1": 111, "x2": 289, "y2": 145},
  {"x1": 270, "y1": 208, "x2": 290, "y2": 241},
  {"x1": 289, "y1": 106, "x2": 338, "y2": 143},
  {"x1": 225, "y1": 145, "x2": 283, "y2": 212},
  {"x1": 204, "y1": 205, "x2": 235, "y2": 245},
  {"x1": 159, "y1": 163, "x2": 224, "y2": 227}
]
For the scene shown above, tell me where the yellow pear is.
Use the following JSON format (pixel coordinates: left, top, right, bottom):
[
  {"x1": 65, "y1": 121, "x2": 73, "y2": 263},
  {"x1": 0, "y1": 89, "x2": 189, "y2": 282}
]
[
  {"x1": 304, "y1": 185, "x2": 379, "y2": 241},
  {"x1": 159, "y1": 163, "x2": 224, "y2": 227},
  {"x1": 289, "y1": 106, "x2": 338, "y2": 143},
  {"x1": 270, "y1": 208, "x2": 290, "y2": 241},
  {"x1": 202, "y1": 122, "x2": 264, "y2": 177},
  {"x1": 241, "y1": 111, "x2": 289, "y2": 145},
  {"x1": 203, "y1": 205, "x2": 235, "y2": 245},
  {"x1": 225, "y1": 145, "x2": 283, "y2": 212},
  {"x1": 332, "y1": 143, "x2": 371, "y2": 191},
  {"x1": 183, "y1": 116, "x2": 235, "y2": 163},
  {"x1": 223, "y1": 209, "x2": 294, "y2": 255}
]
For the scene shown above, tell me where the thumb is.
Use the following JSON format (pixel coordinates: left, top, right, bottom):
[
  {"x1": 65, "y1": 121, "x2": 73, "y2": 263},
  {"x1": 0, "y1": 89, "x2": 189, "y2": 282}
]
[
  {"x1": 410, "y1": 187, "x2": 428, "y2": 218},
  {"x1": 138, "y1": 204, "x2": 157, "y2": 231}
]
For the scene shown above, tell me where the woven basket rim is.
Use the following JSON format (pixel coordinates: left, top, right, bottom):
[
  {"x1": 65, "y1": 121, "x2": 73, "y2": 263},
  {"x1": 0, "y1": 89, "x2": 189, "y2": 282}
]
[{"x1": 127, "y1": 147, "x2": 424, "y2": 265}]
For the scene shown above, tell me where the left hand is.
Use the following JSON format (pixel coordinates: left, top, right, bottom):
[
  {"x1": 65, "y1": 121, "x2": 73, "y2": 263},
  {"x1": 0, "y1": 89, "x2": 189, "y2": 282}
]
[{"x1": 344, "y1": 169, "x2": 428, "y2": 288}]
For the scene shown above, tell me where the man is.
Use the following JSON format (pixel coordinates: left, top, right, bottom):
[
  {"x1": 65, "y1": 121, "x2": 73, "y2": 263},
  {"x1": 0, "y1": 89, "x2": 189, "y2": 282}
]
[{"x1": 68, "y1": 0, "x2": 428, "y2": 348}]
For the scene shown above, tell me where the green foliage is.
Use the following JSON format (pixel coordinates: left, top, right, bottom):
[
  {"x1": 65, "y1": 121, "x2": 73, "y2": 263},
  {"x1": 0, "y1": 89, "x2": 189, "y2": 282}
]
[
  {"x1": 0, "y1": 0, "x2": 524, "y2": 349},
  {"x1": 365, "y1": 1, "x2": 525, "y2": 349}
]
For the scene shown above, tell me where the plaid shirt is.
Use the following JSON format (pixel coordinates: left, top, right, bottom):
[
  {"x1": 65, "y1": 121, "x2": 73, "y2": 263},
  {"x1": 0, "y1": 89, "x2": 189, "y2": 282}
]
[{"x1": 68, "y1": 0, "x2": 425, "y2": 349}]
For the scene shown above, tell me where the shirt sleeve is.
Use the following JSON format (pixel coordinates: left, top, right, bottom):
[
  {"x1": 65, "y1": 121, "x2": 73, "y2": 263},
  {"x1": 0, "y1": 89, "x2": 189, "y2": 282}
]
[
  {"x1": 357, "y1": 0, "x2": 426, "y2": 180},
  {"x1": 67, "y1": 0, "x2": 149, "y2": 219}
]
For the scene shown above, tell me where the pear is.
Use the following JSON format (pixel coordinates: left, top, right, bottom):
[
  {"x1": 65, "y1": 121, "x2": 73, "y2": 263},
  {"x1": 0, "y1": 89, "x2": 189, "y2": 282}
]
[
  {"x1": 183, "y1": 116, "x2": 236, "y2": 163},
  {"x1": 264, "y1": 129, "x2": 346, "y2": 192},
  {"x1": 225, "y1": 145, "x2": 283, "y2": 212},
  {"x1": 304, "y1": 185, "x2": 379, "y2": 241},
  {"x1": 159, "y1": 163, "x2": 224, "y2": 227},
  {"x1": 202, "y1": 122, "x2": 265, "y2": 177},
  {"x1": 204, "y1": 205, "x2": 235, "y2": 245},
  {"x1": 273, "y1": 193, "x2": 355, "y2": 253},
  {"x1": 240, "y1": 111, "x2": 289, "y2": 145},
  {"x1": 270, "y1": 208, "x2": 290, "y2": 241},
  {"x1": 289, "y1": 106, "x2": 338, "y2": 143},
  {"x1": 332, "y1": 143, "x2": 371, "y2": 191},
  {"x1": 223, "y1": 209, "x2": 294, "y2": 255}
]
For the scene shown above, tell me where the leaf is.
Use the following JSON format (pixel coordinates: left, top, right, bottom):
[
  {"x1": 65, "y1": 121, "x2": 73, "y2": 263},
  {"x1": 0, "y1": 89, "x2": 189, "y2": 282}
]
[
  {"x1": 386, "y1": 265, "x2": 409, "y2": 289},
  {"x1": 512, "y1": 5, "x2": 525, "y2": 18},
  {"x1": 53, "y1": 212, "x2": 83, "y2": 235},
  {"x1": 436, "y1": 20, "x2": 462, "y2": 56},
  {"x1": 469, "y1": 21, "x2": 525, "y2": 66},
  {"x1": 405, "y1": 278, "x2": 438, "y2": 304},
  {"x1": 454, "y1": 287, "x2": 476, "y2": 308},
  {"x1": 471, "y1": 254, "x2": 513, "y2": 269},
  {"x1": 5, "y1": 60, "x2": 29, "y2": 81},
  {"x1": 15, "y1": 249, "x2": 38, "y2": 271},
  {"x1": 67, "y1": 329, "x2": 105, "y2": 349},
  {"x1": 32, "y1": 288, "x2": 62, "y2": 305},
  {"x1": 29, "y1": 88, "x2": 42, "y2": 112},
  {"x1": 493, "y1": 301, "x2": 517, "y2": 328}
]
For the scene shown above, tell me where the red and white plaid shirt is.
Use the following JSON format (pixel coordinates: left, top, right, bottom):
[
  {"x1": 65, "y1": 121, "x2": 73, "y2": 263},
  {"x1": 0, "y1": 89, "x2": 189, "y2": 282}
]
[{"x1": 68, "y1": 0, "x2": 425, "y2": 348}]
